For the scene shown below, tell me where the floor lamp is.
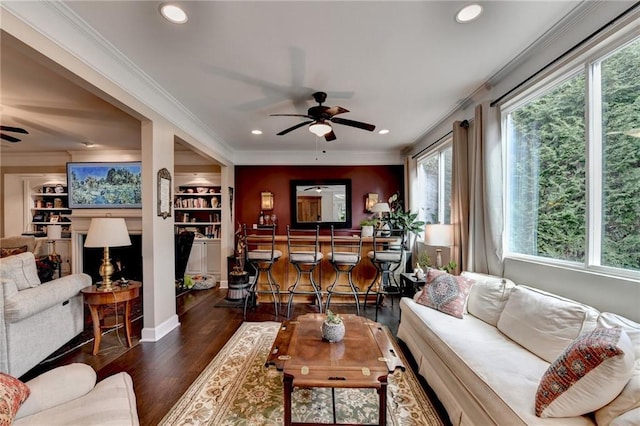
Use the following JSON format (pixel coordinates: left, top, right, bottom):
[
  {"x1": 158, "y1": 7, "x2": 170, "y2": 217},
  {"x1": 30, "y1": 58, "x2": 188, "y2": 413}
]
[
  {"x1": 84, "y1": 218, "x2": 131, "y2": 291},
  {"x1": 424, "y1": 224, "x2": 453, "y2": 269}
]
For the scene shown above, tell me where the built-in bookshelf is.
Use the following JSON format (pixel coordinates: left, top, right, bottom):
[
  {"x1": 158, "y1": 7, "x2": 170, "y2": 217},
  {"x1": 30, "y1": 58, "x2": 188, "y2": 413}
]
[
  {"x1": 29, "y1": 182, "x2": 72, "y2": 238},
  {"x1": 174, "y1": 184, "x2": 222, "y2": 239}
]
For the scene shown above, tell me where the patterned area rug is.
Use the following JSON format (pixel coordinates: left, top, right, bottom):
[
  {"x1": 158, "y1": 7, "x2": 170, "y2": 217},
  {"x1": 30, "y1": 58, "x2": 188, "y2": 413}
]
[{"x1": 160, "y1": 321, "x2": 444, "y2": 425}]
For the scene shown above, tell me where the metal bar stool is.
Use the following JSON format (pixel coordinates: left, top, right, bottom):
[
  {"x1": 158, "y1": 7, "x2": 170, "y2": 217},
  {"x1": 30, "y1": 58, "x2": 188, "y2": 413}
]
[
  {"x1": 286, "y1": 225, "x2": 324, "y2": 318},
  {"x1": 325, "y1": 226, "x2": 363, "y2": 316},
  {"x1": 243, "y1": 224, "x2": 283, "y2": 320},
  {"x1": 364, "y1": 229, "x2": 405, "y2": 321}
]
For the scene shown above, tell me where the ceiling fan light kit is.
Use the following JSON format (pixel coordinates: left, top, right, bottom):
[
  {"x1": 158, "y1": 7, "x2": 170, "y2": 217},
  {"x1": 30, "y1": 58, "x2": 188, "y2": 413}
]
[{"x1": 309, "y1": 122, "x2": 332, "y2": 137}]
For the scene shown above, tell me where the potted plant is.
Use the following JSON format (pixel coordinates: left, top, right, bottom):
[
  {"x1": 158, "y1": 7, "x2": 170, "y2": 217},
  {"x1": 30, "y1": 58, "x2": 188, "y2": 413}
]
[
  {"x1": 359, "y1": 218, "x2": 378, "y2": 238},
  {"x1": 321, "y1": 309, "x2": 345, "y2": 343},
  {"x1": 228, "y1": 224, "x2": 250, "y2": 300},
  {"x1": 384, "y1": 191, "x2": 425, "y2": 250}
]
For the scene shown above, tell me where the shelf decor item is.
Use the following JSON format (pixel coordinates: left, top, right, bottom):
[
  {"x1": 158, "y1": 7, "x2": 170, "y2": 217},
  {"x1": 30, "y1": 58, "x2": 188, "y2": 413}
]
[{"x1": 67, "y1": 162, "x2": 142, "y2": 209}]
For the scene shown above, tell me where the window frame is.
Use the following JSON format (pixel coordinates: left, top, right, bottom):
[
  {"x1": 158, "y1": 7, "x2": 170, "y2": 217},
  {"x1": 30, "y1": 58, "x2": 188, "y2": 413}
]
[
  {"x1": 500, "y1": 27, "x2": 640, "y2": 280},
  {"x1": 416, "y1": 139, "x2": 453, "y2": 231}
]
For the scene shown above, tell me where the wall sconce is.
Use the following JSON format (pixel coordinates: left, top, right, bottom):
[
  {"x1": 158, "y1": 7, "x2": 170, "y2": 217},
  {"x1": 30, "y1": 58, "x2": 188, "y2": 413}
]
[
  {"x1": 261, "y1": 191, "x2": 274, "y2": 210},
  {"x1": 365, "y1": 193, "x2": 379, "y2": 212}
]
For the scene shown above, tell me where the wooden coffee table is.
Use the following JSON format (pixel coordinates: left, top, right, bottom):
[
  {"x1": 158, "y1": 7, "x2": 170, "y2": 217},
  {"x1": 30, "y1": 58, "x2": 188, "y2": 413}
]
[{"x1": 266, "y1": 313, "x2": 404, "y2": 426}]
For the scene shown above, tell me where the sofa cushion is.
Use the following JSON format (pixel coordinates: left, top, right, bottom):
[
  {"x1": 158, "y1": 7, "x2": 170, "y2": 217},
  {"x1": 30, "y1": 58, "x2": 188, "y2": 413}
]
[
  {"x1": 0, "y1": 252, "x2": 41, "y2": 291},
  {"x1": 462, "y1": 272, "x2": 515, "y2": 326},
  {"x1": 497, "y1": 285, "x2": 599, "y2": 363},
  {"x1": 0, "y1": 372, "x2": 30, "y2": 424},
  {"x1": 415, "y1": 272, "x2": 474, "y2": 319},
  {"x1": 536, "y1": 327, "x2": 634, "y2": 418},
  {"x1": 595, "y1": 313, "x2": 640, "y2": 426},
  {"x1": 0, "y1": 245, "x2": 28, "y2": 258}
]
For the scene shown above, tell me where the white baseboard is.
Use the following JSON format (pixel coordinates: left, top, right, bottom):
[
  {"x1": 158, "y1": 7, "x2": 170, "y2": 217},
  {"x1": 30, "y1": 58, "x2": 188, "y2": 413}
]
[{"x1": 140, "y1": 314, "x2": 180, "y2": 342}]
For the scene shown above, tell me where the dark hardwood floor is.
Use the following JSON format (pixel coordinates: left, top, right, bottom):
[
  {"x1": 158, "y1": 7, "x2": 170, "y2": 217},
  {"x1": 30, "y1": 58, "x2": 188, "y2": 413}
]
[{"x1": 24, "y1": 288, "x2": 450, "y2": 426}]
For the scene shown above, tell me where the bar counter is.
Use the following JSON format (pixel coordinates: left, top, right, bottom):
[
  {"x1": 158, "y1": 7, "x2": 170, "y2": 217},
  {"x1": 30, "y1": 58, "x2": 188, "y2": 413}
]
[{"x1": 250, "y1": 234, "x2": 401, "y2": 306}]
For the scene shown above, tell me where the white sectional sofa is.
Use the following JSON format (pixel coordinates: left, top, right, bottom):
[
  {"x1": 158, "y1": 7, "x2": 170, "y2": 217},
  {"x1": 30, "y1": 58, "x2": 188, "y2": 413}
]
[
  {"x1": 397, "y1": 271, "x2": 640, "y2": 426},
  {"x1": 0, "y1": 252, "x2": 91, "y2": 377}
]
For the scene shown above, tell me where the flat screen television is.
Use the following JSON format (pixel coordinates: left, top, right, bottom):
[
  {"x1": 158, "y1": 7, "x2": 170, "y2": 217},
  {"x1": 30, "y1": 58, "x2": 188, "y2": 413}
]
[{"x1": 67, "y1": 162, "x2": 142, "y2": 209}]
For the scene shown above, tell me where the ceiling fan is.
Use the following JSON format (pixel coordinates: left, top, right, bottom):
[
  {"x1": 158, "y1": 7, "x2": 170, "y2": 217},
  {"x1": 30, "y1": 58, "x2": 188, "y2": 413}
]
[
  {"x1": 271, "y1": 91, "x2": 375, "y2": 141},
  {"x1": 1, "y1": 125, "x2": 29, "y2": 143},
  {"x1": 303, "y1": 186, "x2": 329, "y2": 192}
]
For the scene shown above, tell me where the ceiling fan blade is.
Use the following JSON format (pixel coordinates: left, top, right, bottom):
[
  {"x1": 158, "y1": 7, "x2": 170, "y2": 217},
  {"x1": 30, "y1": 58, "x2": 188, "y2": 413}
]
[
  {"x1": 326, "y1": 106, "x2": 349, "y2": 117},
  {"x1": 0, "y1": 126, "x2": 28, "y2": 134},
  {"x1": 330, "y1": 117, "x2": 376, "y2": 132},
  {"x1": 0, "y1": 133, "x2": 21, "y2": 143},
  {"x1": 270, "y1": 113, "x2": 312, "y2": 119},
  {"x1": 276, "y1": 120, "x2": 313, "y2": 136},
  {"x1": 324, "y1": 130, "x2": 336, "y2": 142}
]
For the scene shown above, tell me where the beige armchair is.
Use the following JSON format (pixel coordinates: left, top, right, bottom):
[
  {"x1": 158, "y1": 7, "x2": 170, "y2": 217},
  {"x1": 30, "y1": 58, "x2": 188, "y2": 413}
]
[{"x1": 0, "y1": 235, "x2": 39, "y2": 254}]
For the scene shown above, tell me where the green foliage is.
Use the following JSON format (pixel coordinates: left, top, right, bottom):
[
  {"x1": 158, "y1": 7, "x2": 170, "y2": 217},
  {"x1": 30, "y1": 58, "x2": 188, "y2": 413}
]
[
  {"x1": 359, "y1": 218, "x2": 378, "y2": 227},
  {"x1": 508, "y1": 38, "x2": 640, "y2": 270},
  {"x1": 325, "y1": 309, "x2": 342, "y2": 324}
]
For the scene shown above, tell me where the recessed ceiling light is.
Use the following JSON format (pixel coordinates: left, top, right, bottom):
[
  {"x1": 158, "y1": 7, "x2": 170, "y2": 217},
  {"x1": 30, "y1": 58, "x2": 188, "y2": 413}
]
[
  {"x1": 251, "y1": 129, "x2": 263, "y2": 135},
  {"x1": 159, "y1": 4, "x2": 188, "y2": 24},
  {"x1": 456, "y1": 4, "x2": 483, "y2": 23},
  {"x1": 378, "y1": 129, "x2": 390, "y2": 135}
]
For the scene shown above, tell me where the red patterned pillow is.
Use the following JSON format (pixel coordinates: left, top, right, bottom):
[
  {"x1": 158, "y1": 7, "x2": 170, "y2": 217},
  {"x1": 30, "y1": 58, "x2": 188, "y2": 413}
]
[
  {"x1": 0, "y1": 372, "x2": 30, "y2": 424},
  {"x1": 416, "y1": 272, "x2": 474, "y2": 319},
  {"x1": 536, "y1": 326, "x2": 635, "y2": 418},
  {"x1": 0, "y1": 245, "x2": 28, "y2": 258}
]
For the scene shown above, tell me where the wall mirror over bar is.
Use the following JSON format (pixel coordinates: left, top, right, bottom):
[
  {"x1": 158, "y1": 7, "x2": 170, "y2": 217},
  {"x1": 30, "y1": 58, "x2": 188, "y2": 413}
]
[{"x1": 290, "y1": 179, "x2": 351, "y2": 229}]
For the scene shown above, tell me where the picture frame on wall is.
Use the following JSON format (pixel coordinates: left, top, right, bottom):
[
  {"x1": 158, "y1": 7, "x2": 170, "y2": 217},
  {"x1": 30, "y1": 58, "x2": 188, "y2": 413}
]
[{"x1": 67, "y1": 162, "x2": 142, "y2": 209}]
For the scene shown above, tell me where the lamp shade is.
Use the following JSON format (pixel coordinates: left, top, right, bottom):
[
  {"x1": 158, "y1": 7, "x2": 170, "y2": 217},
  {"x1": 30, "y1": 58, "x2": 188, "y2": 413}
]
[
  {"x1": 370, "y1": 202, "x2": 390, "y2": 213},
  {"x1": 84, "y1": 218, "x2": 131, "y2": 248},
  {"x1": 424, "y1": 224, "x2": 453, "y2": 247},
  {"x1": 308, "y1": 122, "x2": 332, "y2": 137},
  {"x1": 47, "y1": 225, "x2": 62, "y2": 239}
]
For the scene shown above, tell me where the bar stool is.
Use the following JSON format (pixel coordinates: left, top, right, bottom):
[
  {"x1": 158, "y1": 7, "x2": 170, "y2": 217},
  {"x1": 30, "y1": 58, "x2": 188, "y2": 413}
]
[
  {"x1": 286, "y1": 225, "x2": 323, "y2": 318},
  {"x1": 365, "y1": 229, "x2": 405, "y2": 321},
  {"x1": 325, "y1": 226, "x2": 363, "y2": 316},
  {"x1": 243, "y1": 224, "x2": 282, "y2": 320}
]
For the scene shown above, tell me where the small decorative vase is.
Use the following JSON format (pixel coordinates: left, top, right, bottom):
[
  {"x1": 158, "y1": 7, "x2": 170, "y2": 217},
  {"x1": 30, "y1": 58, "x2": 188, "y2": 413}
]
[
  {"x1": 361, "y1": 225, "x2": 374, "y2": 237},
  {"x1": 321, "y1": 321, "x2": 345, "y2": 343}
]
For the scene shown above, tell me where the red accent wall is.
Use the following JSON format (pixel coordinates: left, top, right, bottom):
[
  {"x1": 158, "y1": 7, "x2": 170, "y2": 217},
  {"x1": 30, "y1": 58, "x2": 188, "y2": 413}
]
[{"x1": 234, "y1": 165, "x2": 404, "y2": 232}]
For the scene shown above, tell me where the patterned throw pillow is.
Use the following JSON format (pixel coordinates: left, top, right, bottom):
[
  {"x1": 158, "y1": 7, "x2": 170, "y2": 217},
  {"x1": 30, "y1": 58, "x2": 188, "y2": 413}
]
[
  {"x1": 415, "y1": 272, "x2": 474, "y2": 319},
  {"x1": 0, "y1": 245, "x2": 28, "y2": 258},
  {"x1": 536, "y1": 326, "x2": 635, "y2": 418},
  {"x1": 0, "y1": 372, "x2": 30, "y2": 425}
]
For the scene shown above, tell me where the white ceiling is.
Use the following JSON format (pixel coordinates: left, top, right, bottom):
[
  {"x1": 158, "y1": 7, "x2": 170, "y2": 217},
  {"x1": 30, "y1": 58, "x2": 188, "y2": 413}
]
[{"x1": 0, "y1": 1, "x2": 625, "y2": 161}]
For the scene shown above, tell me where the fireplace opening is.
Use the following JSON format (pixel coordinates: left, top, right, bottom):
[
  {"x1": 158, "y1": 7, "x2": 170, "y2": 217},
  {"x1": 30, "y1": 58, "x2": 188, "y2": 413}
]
[{"x1": 82, "y1": 234, "x2": 143, "y2": 284}]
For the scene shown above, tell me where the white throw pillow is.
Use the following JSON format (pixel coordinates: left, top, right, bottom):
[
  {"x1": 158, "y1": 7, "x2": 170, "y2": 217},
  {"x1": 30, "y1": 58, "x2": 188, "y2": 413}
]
[
  {"x1": 0, "y1": 252, "x2": 40, "y2": 291},
  {"x1": 595, "y1": 313, "x2": 640, "y2": 426},
  {"x1": 461, "y1": 272, "x2": 515, "y2": 326},
  {"x1": 497, "y1": 285, "x2": 599, "y2": 363},
  {"x1": 536, "y1": 327, "x2": 635, "y2": 418}
]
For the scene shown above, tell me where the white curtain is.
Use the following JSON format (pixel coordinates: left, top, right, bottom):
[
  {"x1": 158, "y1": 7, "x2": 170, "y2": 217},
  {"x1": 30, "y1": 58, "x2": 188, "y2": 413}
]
[
  {"x1": 451, "y1": 103, "x2": 504, "y2": 276},
  {"x1": 468, "y1": 103, "x2": 504, "y2": 275}
]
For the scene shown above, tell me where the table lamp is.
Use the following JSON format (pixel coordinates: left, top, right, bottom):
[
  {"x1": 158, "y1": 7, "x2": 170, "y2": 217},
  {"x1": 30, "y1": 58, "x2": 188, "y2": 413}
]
[
  {"x1": 84, "y1": 218, "x2": 131, "y2": 291},
  {"x1": 370, "y1": 202, "x2": 390, "y2": 224},
  {"x1": 424, "y1": 224, "x2": 453, "y2": 268}
]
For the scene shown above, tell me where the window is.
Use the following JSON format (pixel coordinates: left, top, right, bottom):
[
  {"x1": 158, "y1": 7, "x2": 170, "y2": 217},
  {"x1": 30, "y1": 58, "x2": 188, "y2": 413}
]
[
  {"x1": 504, "y1": 35, "x2": 640, "y2": 274},
  {"x1": 417, "y1": 144, "x2": 452, "y2": 226}
]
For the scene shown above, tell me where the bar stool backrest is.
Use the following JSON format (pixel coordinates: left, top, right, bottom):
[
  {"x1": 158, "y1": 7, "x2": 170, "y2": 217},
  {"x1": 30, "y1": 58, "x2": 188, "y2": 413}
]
[
  {"x1": 287, "y1": 225, "x2": 321, "y2": 263},
  {"x1": 243, "y1": 223, "x2": 278, "y2": 263},
  {"x1": 370, "y1": 228, "x2": 405, "y2": 263},
  {"x1": 329, "y1": 226, "x2": 363, "y2": 265}
]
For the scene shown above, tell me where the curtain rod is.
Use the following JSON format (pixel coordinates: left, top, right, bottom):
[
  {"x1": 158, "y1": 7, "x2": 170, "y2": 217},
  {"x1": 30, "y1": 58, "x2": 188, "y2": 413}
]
[
  {"x1": 490, "y1": 2, "x2": 640, "y2": 108},
  {"x1": 411, "y1": 119, "x2": 470, "y2": 159}
]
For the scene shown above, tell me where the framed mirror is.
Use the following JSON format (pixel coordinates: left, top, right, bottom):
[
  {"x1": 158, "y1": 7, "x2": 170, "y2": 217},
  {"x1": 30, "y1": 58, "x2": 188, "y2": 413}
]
[{"x1": 290, "y1": 179, "x2": 351, "y2": 229}]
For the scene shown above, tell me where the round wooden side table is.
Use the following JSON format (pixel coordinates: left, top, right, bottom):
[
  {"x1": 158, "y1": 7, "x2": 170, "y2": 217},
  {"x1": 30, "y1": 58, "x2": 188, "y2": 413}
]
[{"x1": 81, "y1": 281, "x2": 142, "y2": 355}]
